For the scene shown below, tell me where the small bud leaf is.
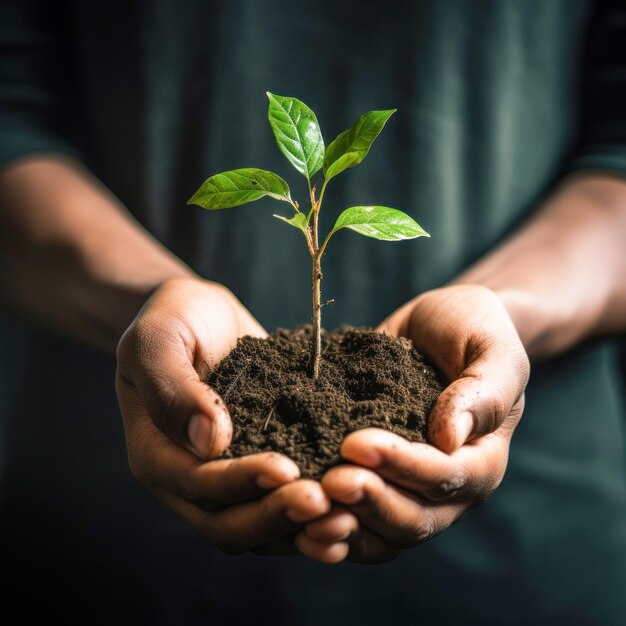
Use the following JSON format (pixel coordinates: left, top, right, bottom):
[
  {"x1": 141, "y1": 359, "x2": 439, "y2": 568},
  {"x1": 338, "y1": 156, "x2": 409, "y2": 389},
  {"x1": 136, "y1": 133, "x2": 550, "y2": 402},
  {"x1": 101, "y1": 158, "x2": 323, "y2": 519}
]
[
  {"x1": 273, "y1": 212, "x2": 309, "y2": 234},
  {"x1": 324, "y1": 110, "x2": 396, "y2": 181}
]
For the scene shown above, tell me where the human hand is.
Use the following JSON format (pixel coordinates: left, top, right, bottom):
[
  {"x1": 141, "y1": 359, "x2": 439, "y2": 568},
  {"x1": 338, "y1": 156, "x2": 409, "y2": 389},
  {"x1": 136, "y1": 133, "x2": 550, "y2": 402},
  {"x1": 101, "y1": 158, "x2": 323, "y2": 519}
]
[
  {"x1": 116, "y1": 278, "x2": 330, "y2": 555},
  {"x1": 296, "y1": 285, "x2": 529, "y2": 564}
]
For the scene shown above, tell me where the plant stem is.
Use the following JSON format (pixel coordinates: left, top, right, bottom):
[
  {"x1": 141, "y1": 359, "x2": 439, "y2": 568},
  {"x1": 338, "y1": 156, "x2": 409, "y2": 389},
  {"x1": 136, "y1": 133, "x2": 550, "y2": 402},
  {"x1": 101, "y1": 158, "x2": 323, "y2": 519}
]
[
  {"x1": 310, "y1": 184, "x2": 322, "y2": 379},
  {"x1": 317, "y1": 179, "x2": 329, "y2": 210},
  {"x1": 311, "y1": 252, "x2": 322, "y2": 379}
]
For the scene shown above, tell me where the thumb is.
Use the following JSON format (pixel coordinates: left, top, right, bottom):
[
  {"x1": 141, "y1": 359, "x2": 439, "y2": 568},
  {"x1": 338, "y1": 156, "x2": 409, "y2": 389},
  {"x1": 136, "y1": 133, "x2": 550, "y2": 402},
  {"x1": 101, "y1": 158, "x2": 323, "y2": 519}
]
[
  {"x1": 117, "y1": 318, "x2": 232, "y2": 459},
  {"x1": 428, "y1": 342, "x2": 529, "y2": 454}
]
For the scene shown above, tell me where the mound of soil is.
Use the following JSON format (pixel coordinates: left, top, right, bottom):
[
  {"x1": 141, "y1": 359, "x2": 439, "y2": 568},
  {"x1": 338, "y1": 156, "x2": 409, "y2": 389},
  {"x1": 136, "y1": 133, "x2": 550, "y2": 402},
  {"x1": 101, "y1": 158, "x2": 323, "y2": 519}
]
[{"x1": 209, "y1": 326, "x2": 444, "y2": 479}]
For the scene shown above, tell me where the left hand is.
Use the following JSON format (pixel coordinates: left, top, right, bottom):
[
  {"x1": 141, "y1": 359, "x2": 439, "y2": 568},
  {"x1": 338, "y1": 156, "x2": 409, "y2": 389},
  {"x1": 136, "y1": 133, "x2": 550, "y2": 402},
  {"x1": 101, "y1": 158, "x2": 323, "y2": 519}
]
[
  {"x1": 116, "y1": 279, "x2": 331, "y2": 557},
  {"x1": 296, "y1": 285, "x2": 530, "y2": 564}
]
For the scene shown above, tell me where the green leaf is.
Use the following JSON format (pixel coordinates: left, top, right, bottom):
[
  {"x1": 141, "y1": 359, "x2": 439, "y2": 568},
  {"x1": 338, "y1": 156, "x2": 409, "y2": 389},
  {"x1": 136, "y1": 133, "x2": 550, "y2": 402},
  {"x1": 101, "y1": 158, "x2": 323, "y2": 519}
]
[
  {"x1": 332, "y1": 206, "x2": 429, "y2": 241},
  {"x1": 187, "y1": 168, "x2": 292, "y2": 209},
  {"x1": 323, "y1": 110, "x2": 396, "y2": 181},
  {"x1": 267, "y1": 92, "x2": 324, "y2": 180},
  {"x1": 273, "y1": 212, "x2": 309, "y2": 234}
]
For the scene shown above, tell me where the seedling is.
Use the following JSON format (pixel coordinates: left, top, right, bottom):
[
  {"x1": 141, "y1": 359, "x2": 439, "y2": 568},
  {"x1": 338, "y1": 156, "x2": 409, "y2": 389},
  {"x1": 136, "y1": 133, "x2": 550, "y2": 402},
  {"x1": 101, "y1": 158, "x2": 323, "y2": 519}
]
[{"x1": 189, "y1": 93, "x2": 429, "y2": 379}]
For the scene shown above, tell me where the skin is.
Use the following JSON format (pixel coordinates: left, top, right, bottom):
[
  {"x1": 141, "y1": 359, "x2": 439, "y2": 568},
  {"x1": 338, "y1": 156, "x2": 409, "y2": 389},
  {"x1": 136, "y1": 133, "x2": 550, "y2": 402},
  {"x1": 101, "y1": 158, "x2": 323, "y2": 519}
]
[
  {"x1": 297, "y1": 286, "x2": 529, "y2": 563},
  {"x1": 1, "y1": 157, "x2": 625, "y2": 564},
  {"x1": 0, "y1": 157, "x2": 330, "y2": 555},
  {"x1": 298, "y1": 174, "x2": 626, "y2": 563},
  {"x1": 116, "y1": 279, "x2": 332, "y2": 554}
]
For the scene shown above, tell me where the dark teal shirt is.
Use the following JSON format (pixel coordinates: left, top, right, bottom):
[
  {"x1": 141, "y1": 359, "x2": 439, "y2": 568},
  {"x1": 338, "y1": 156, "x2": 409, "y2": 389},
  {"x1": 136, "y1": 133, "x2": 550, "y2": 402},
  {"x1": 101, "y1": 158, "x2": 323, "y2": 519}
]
[{"x1": 1, "y1": 1, "x2": 625, "y2": 624}]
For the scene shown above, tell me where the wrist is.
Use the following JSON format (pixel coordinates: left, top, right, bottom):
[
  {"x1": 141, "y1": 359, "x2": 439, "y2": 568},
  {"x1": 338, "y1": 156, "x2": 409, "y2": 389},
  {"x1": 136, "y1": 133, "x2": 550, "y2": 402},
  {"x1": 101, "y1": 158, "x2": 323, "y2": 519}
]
[
  {"x1": 72, "y1": 263, "x2": 195, "y2": 352},
  {"x1": 456, "y1": 267, "x2": 608, "y2": 362},
  {"x1": 451, "y1": 173, "x2": 626, "y2": 360},
  {"x1": 0, "y1": 156, "x2": 203, "y2": 352},
  {"x1": 489, "y1": 287, "x2": 561, "y2": 359},
  {"x1": 451, "y1": 279, "x2": 602, "y2": 361}
]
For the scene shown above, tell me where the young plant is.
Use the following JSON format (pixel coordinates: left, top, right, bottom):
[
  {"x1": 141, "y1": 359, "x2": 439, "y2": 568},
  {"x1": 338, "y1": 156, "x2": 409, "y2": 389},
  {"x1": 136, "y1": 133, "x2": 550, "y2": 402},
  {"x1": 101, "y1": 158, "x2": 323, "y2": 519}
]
[{"x1": 188, "y1": 93, "x2": 429, "y2": 379}]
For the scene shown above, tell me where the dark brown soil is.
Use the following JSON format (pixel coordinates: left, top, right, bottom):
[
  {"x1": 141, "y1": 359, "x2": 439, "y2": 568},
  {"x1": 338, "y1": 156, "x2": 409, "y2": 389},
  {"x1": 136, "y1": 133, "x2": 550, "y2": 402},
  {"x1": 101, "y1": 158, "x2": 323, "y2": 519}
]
[{"x1": 208, "y1": 326, "x2": 444, "y2": 480}]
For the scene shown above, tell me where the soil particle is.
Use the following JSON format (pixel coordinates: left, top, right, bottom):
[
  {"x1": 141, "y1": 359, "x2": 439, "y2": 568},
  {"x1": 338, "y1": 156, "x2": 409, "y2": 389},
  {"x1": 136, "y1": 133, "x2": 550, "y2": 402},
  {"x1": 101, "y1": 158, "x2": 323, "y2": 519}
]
[{"x1": 209, "y1": 326, "x2": 444, "y2": 480}]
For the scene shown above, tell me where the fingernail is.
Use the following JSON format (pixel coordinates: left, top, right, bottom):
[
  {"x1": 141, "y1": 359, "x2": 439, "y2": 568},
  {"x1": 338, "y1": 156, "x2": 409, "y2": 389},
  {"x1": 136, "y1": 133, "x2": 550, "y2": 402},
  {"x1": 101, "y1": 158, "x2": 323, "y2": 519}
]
[
  {"x1": 334, "y1": 488, "x2": 363, "y2": 505},
  {"x1": 188, "y1": 413, "x2": 214, "y2": 458},
  {"x1": 350, "y1": 448, "x2": 382, "y2": 468},
  {"x1": 256, "y1": 474, "x2": 283, "y2": 490},
  {"x1": 286, "y1": 508, "x2": 313, "y2": 523},
  {"x1": 455, "y1": 411, "x2": 474, "y2": 449}
]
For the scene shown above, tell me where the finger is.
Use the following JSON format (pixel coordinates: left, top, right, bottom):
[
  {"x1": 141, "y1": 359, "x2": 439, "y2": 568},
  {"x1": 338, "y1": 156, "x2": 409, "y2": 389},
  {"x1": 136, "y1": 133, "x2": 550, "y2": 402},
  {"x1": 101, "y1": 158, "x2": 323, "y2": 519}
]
[
  {"x1": 341, "y1": 428, "x2": 508, "y2": 502},
  {"x1": 163, "y1": 479, "x2": 331, "y2": 554},
  {"x1": 294, "y1": 533, "x2": 350, "y2": 564},
  {"x1": 322, "y1": 465, "x2": 460, "y2": 549},
  {"x1": 117, "y1": 313, "x2": 232, "y2": 459},
  {"x1": 173, "y1": 453, "x2": 301, "y2": 510},
  {"x1": 304, "y1": 507, "x2": 359, "y2": 543},
  {"x1": 118, "y1": 386, "x2": 299, "y2": 507},
  {"x1": 297, "y1": 507, "x2": 360, "y2": 564},
  {"x1": 428, "y1": 341, "x2": 528, "y2": 453}
]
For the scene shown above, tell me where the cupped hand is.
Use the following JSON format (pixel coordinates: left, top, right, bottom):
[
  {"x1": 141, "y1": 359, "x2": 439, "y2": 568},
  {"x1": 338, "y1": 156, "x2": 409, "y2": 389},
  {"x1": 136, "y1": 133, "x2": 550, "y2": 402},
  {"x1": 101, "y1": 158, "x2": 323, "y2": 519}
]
[
  {"x1": 297, "y1": 285, "x2": 529, "y2": 564},
  {"x1": 116, "y1": 278, "x2": 330, "y2": 556}
]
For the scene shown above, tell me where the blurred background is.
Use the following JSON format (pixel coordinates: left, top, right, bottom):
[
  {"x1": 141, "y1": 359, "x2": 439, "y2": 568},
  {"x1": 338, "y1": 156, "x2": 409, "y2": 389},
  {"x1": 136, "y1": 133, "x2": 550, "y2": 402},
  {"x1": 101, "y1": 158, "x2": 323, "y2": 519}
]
[{"x1": 1, "y1": 1, "x2": 625, "y2": 625}]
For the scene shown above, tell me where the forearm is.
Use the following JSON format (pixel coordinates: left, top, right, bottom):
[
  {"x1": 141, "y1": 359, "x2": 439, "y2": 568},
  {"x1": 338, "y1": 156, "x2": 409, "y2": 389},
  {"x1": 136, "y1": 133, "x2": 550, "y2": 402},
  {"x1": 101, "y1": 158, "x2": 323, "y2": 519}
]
[
  {"x1": 455, "y1": 173, "x2": 626, "y2": 359},
  {"x1": 0, "y1": 155, "x2": 194, "y2": 352}
]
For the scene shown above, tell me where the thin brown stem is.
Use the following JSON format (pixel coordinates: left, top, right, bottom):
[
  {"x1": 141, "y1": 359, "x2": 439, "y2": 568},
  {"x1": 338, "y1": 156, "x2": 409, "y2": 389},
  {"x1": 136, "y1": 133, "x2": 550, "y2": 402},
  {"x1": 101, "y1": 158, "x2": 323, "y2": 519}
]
[
  {"x1": 304, "y1": 226, "x2": 315, "y2": 256},
  {"x1": 311, "y1": 200, "x2": 320, "y2": 249},
  {"x1": 309, "y1": 181, "x2": 323, "y2": 379},
  {"x1": 311, "y1": 253, "x2": 322, "y2": 379}
]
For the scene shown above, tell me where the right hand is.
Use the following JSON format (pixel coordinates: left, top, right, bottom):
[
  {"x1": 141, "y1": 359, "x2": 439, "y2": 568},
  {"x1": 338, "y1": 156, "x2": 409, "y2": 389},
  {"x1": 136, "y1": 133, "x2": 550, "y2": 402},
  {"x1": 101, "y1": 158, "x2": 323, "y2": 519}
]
[
  {"x1": 116, "y1": 278, "x2": 330, "y2": 555},
  {"x1": 297, "y1": 285, "x2": 528, "y2": 564}
]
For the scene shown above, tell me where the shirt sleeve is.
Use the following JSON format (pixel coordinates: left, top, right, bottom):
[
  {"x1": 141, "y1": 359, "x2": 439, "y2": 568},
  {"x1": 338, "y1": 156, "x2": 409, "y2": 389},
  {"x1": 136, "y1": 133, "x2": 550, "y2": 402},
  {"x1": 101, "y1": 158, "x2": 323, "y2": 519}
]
[
  {"x1": 563, "y1": 0, "x2": 626, "y2": 177},
  {"x1": 0, "y1": 0, "x2": 84, "y2": 169}
]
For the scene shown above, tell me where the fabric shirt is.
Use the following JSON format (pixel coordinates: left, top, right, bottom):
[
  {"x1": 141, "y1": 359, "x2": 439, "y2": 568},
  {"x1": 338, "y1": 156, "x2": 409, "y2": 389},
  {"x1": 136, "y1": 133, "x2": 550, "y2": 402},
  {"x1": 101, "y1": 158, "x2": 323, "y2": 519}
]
[{"x1": 1, "y1": 1, "x2": 625, "y2": 624}]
